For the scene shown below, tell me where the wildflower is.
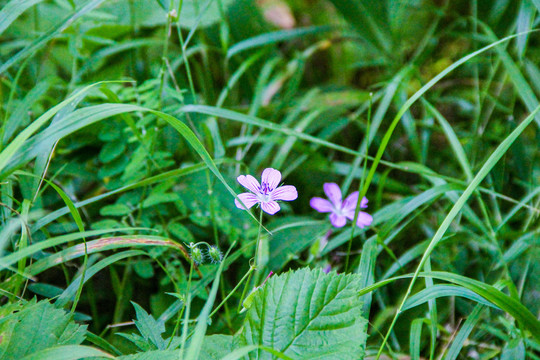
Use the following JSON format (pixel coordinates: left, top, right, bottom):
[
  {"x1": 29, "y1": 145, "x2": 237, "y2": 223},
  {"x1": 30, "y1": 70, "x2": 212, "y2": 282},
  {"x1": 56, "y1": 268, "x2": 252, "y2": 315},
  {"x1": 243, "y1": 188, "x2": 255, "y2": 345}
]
[
  {"x1": 235, "y1": 168, "x2": 298, "y2": 215},
  {"x1": 323, "y1": 264, "x2": 332, "y2": 274},
  {"x1": 310, "y1": 183, "x2": 373, "y2": 228}
]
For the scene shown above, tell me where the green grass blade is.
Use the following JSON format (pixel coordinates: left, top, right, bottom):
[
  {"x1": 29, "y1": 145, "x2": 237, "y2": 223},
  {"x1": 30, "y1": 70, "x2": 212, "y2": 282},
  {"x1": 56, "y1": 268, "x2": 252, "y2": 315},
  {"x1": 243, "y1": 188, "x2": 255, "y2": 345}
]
[
  {"x1": 185, "y1": 246, "x2": 230, "y2": 360},
  {"x1": 0, "y1": 0, "x2": 107, "y2": 74},
  {"x1": 227, "y1": 26, "x2": 332, "y2": 57},
  {"x1": 375, "y1": 105, "x2": 540, "y2": 356},
  {"x1": 0, "y1": 82, "x2": 108, "y2": 178},
  {"x1": 30, "y1": 161, "x2": 230, "y2": 232},
  {"x1": 410, "y1": 318, "x2": 424, "y2": 360},
  {"x1": 443, "y1": 304, "x2": 486, "y2": 360},
  {"x1": 402, "y1": 284, "x2": 497, "y2": 311},
  {"x1": 0, "y1": 0, "x2": 44, "y2": 35},
  {"x1": 358, "y1": 271, "x2": 540, "y2": 339},
  {"x1": 358, "y1": 30, "x2": 536, "y2": 204},
  {"x1": 0, "y1": 229, "x2": 140, "y2": 272},
  {"x1": 356, "y1": 237, "x2": 378, "y2": 318},
  {"x1": 27, "y1": 237, "x2": 180, "y2": 276},
  {"x1": 476, "y1": 22, "x2": 540, "y2": 126},
  {"x1": 55, "y1": 250, "x2": 146, "y2": 308}
]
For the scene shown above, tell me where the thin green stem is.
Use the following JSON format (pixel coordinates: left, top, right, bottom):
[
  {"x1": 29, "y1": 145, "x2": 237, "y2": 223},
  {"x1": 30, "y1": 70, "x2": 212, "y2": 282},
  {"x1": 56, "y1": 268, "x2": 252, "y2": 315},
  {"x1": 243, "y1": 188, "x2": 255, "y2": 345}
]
[
  {"x1": 179, "y1": 257, "x2": 194, "y2": 357},
  {"x1": 210, "y1": 265, "x2": 254, "y2": 318},
  {"x1": 175, "y1": 20, "x2": 197, "y2": 102},
  {"x1": 238, "y1": 209, "x2": 263, "y2": 312},
  {"x1": 253, "y1": 208, "x2": 264, "y2": 269}
]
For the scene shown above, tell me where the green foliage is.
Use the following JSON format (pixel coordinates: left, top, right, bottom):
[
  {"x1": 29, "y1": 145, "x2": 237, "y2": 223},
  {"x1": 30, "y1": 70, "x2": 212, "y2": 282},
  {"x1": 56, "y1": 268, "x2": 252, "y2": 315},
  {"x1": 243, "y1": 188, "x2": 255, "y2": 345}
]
[
  {"x1": 0, "y1": 299, "x2": 87, "y2": 359},
  {"x1": 1, "y1": 0, "x2": 539, "y2": 359},
  {"x1": 238, "y1": 268, "x2": 368, "y2": 359},
  {"x1": 117, "y1": 302, "x2": 168, "y2": 351}
]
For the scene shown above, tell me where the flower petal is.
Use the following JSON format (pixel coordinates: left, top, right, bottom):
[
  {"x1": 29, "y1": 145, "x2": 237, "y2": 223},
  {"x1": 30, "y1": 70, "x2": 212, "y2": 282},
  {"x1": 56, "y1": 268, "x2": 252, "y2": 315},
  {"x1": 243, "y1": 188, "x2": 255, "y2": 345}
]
[
  {"x1": 345, "y1": 211, "x2": 373, "y2": 228},
  {"x1": 323, "y1": 183, "x2": 342, "y2": 207},
  {"x1": 271, "y1": 185, "x2": 298, "y2": 201},
  {"x1": 234, "y1": 193, "x2": 260, "y2": 210},
  {"x1": 310, "y1": 197, "x2": 334, "y2": 213},
  {"x1": 361, "y1": 197, "x2": 368, "y2": 208},
  {"x1": 261, "y1": 168, "x2": 281, "y2": 191},
  {"x1": 237, "y1": 175, "x2": 260, "y2": 193},
  {"x1": 329, "y1": 213, "x2": 347, "y2": 227},
  {"x1": 342, "y1": 192, "x2": 369, "y2": 212},
  {"x1": 261, "y1": 201, "x2": 280, "y2": 215}
]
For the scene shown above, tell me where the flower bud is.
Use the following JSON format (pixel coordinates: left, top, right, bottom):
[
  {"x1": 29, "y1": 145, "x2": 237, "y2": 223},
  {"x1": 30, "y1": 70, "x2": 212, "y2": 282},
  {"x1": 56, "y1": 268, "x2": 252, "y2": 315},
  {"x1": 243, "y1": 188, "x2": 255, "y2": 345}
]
[
  {"x1": 208, "y1": 246, "x2": 222, "y2": 263},
  {"x1": 190, "y1": 246, "x2": 203, "y2": 265}
]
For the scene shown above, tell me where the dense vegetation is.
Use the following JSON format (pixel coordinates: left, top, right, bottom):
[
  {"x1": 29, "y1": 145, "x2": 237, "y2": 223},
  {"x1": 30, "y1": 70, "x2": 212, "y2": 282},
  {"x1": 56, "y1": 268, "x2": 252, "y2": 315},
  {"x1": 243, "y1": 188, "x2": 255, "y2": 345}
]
[{"x1": 0, "y1": 0, "x2": 539, "y2": 359}]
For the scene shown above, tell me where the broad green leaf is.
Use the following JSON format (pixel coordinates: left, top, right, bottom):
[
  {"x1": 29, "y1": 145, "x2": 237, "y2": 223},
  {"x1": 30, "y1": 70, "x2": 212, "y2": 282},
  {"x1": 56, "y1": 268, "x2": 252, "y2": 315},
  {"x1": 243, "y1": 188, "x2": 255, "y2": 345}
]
[
  {"x1": 0, "y1": 300, "x2": 87, "y2": 359},
  {"x1": 238, "y1": 268, "x2": 368, "y2": 359}
]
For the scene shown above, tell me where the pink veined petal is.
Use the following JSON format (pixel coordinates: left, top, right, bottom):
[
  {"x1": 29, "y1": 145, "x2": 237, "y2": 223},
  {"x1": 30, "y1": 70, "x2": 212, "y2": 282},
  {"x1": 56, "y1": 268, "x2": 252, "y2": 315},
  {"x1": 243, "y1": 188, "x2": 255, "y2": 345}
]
[
  {"x1": 323, "y1": 183, "x2": 342, "y2": 208},
  {"x1": 329, "y1": 213, "x2": 347, "y2": 227},
  {"x1": 342, "y1": 192, "x2": 369, "y2": 212},
  {"x1": 237, "y1": 175, "x2": 260, "y2": 193},
  {"x1": 310, "y1": 197, "x2": 334, "y2": 213},
  {"x1": 345, "y1": 210, "x2": 373, "y2": 228},
  {"x1": 261, "y1": 168, "x2": 282, "y2": 191},
  {"x1": 234, "y1": 193, "x2": 260, "y2": 210},
  {"x1": 342, "y1": 191, "x2": 359, "y2": 212},
  {"x1": 361, "y1": 197, "x2": 369, "y2": 208},
  {"x1": 260, "y1": 201, "x2": 280, "y2": 215},
  {"x1": 271, "y1": 185, "x2": 298, "y2": 201}
]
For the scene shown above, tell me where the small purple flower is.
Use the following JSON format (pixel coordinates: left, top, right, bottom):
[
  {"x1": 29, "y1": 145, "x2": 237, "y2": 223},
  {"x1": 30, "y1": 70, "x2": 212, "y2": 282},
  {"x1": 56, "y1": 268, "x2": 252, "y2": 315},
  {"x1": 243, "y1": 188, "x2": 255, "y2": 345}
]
[
  {"x1": 235, "y1": 168, "x2": 298, "y2": 215},
  {"x1": 310, "y1": 183, "x2": 373, "y2": 228}
]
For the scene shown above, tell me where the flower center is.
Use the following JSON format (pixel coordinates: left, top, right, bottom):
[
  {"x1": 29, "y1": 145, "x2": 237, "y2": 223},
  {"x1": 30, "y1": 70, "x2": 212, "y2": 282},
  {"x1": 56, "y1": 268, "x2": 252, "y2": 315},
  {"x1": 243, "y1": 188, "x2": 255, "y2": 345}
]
[{"x1": 260, "y1": 182, "x2": 272, "y2": 195}]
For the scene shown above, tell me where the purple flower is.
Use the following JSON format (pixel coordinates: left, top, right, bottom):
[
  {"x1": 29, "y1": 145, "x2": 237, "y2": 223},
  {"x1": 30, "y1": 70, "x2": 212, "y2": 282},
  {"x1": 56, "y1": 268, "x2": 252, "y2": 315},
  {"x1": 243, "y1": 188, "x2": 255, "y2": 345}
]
[
  {"x1": 235, "y1": 168, "x2": 298, "y2": 215},
  {"x1": 310, "y1": 183, "x2": 373, "y2": 228}
]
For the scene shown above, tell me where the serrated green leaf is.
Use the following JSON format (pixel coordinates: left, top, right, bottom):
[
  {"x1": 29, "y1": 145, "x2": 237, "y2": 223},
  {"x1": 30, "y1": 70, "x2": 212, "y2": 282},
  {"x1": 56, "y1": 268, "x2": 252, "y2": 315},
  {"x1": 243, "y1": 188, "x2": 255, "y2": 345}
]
[
  {"x1": 131, "y1": 302, "x2": 167, "y2": 350},
  {"x1": 238, "y1": 268, "x2": 368, "y2": 360},
  {"x1": 117, "y1": 349, "x2": 179, "y2": 360},
  {"x1": 199, "y1": 335, "x2": 233, "y2": 359},
  {"x1": 0, "y1": 300, "x2": 87, "y2": 359}
]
